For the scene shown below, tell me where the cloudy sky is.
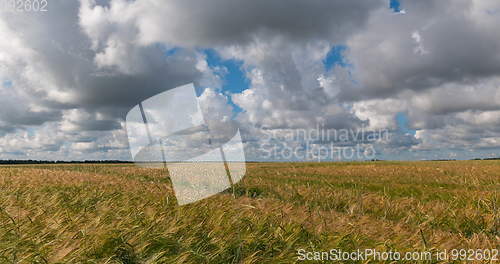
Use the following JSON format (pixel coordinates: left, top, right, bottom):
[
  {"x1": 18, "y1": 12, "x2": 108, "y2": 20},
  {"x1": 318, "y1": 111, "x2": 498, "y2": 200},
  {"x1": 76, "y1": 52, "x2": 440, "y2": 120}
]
[{"x1": 0, "y1": 0, "x2": 499, "y2": 161}]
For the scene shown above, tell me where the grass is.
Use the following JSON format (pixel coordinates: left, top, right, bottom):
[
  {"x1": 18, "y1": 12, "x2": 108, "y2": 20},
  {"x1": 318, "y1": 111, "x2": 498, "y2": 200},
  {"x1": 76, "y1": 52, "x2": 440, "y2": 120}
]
[{"x1": 0, "y1": 161, "x2": 498, "y2": 263}]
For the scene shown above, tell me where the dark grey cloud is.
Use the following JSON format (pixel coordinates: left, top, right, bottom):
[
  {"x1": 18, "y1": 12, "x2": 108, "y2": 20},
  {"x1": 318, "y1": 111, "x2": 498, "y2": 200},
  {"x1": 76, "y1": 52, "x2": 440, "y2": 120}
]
[
  {"x1": 340, "y1": 0, "x2": 500, "y2": 100},
  {"x1": 93, "y1": 0, "x2": 385, "y2": 47}
]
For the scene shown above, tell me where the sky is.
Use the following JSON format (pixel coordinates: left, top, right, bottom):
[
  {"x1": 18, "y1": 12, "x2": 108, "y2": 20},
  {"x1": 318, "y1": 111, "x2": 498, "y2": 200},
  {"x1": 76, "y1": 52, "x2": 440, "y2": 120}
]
[{"x1": 0, "y1": 0, "x2": 499, "y2": 161}]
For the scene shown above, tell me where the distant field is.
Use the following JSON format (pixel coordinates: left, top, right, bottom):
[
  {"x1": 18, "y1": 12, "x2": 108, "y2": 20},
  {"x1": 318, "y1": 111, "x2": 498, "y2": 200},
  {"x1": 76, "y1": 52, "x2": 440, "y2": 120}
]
[{"x1": 0, "y1": 161, "x2": 498, "y2": 263}]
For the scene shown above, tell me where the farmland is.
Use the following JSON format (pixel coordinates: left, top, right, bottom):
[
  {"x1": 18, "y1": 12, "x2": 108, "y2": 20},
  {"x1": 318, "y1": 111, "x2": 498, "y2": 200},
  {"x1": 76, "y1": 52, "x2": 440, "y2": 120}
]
[{"x1": 0, "y1": 161, "x2": 498, "y2": 263}]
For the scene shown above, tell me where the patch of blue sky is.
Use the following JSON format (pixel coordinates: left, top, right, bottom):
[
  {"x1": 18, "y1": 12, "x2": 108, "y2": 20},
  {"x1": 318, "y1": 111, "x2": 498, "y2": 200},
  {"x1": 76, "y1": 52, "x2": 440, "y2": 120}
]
[
  {"x1": 164, "y1": 47, "x2": 180, "y2": 57},
  {"x1": 395, "y1": 112, "x2": 416, "y2": 136},
  {"x1": 203, "y1": 49, "x2": 249, "y2": 94},
  {"x1": 323, "y1": 45, "x2": 349, "y2": 71},
  {"x1": 323, "y1": 45, "x2": 359, "y2": 86},
  {"x1": 389, "y1": 0, "x2": 405, "y2": 14},
  {"x1": 154, "y1": 42, "x2": 180, "y2": 57},
  {"x1": 3, "y1": 80, "x2": 12, "y2": 88},
  {"x1": 390, "y1": 0, "x2": 401, "y2": 12},
  {"x1": 159, "y1": 45, "x2": 249, "y2": 115},
  {"x1": 202, "y1": 49, "x2": 250, "y2": 114}
]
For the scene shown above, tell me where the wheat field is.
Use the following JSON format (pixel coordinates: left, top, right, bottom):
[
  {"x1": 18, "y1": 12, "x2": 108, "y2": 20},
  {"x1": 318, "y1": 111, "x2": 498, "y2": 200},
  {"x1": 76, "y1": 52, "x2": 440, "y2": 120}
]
[{"x1": 0, "y1": 161, "x2": 498, "y2": 263}]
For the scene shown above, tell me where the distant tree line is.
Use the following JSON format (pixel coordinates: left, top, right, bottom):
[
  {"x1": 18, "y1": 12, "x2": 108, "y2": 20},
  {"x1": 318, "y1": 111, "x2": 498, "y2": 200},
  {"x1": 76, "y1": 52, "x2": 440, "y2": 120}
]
[
  {"x1": 0, "y1": 160, "x2": 134, "y2": 164},
  {"x1": 0, "y1": 158, "x2": 497, "y2": 165}
]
